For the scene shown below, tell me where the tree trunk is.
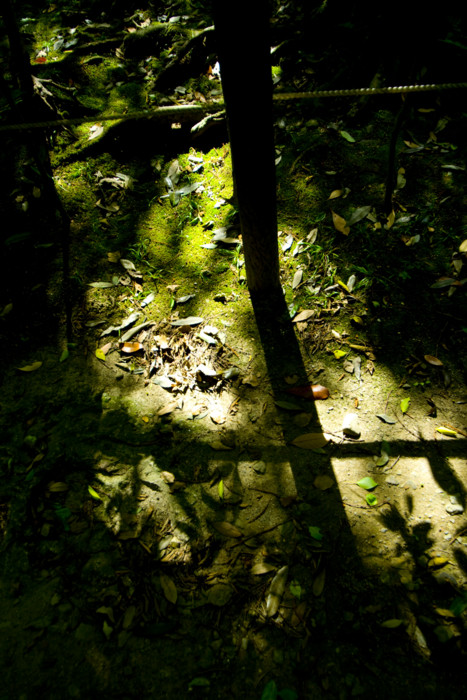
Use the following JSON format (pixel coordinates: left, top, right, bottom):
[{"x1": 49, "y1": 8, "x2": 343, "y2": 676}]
[{"x1": 213, "y1": 0, "x2": 281, "y2": 302}]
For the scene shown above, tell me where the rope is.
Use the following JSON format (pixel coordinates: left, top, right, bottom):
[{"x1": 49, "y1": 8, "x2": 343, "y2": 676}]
[
  {"x1": 0, "y1": 82, "x2": 466, "y2": 133},
  {"x1": 273, "y1": 82, "x2": 467, "y2": 99}
]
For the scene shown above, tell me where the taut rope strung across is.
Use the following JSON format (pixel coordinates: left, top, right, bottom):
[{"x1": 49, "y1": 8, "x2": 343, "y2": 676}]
[{"x1": 0, "y1": 81, "x2": 466, "y2": 133}]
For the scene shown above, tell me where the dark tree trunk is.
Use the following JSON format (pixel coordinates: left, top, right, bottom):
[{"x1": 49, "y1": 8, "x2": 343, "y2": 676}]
[{"x1": 213, "y1": 0, "x2": 281, "y2": 303}]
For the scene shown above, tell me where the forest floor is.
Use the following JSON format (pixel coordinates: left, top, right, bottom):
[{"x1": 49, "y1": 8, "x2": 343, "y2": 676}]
[{"x1": 1, "y1": 3, "x2": 467, "y2": 699}]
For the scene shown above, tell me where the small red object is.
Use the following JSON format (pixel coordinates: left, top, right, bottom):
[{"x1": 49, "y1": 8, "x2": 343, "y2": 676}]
[{"x1": 286, "y1": 384, "x2": 330, "y2": 400}]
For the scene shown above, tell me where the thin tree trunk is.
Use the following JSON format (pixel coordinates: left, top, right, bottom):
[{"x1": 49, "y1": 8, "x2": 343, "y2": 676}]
[{"x1": 213, "y1": 0, "x2": 281, "y2": 303}]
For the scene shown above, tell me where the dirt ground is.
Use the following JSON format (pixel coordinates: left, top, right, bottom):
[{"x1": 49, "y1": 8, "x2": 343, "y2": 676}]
[{"x1": 1, "y1": 3, "x2": 467, "y2": 699}]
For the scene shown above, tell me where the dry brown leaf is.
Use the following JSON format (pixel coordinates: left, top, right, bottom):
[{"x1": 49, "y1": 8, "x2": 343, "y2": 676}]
[
  {"x1": 212, "y1": 521, "x2": 243, "y2": 538},
  {"x1": 331, "y1": 210, "x2": 350, "y2": 235},
  {"x1": 158, "y1": 401, "x2": 178, "y2": 416},
  {"x1": 210, "y1": 440, "x2": 233, "y2": 451}
]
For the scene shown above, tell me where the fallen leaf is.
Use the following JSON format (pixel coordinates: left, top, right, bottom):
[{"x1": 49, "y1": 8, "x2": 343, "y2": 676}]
[
  {"x1": 386, "y1": 210, "x2": 395, "y2": 229},
  {"x1": 339, "y1": 130, "x2": 355, "y2": 143},
  {"x1": 122, "y1": 605, "x2": 136, "y2": 629},
  {"x1": 47, "y1": 481, "x2": 68, "y2": 493},
  {"x1": 210, "y1": 440, "x2": 233, "y2": 451},
  {"x1": 314, "y1": 475, "x2": 334, "y2": 490},
  {"x1": 328, "y1": 189, "x2": 342, "y2": 200},
  {"x1": 307, "y1": 228, "x2": 318, "y2": 243},
  {"x1": 170, "y1": 316, "x2": 203, "y2": 326},
  {"x1": 292, "y1": 309, "x2": 314, "y2": 322},
  {"x1": 333, "y1": 349, "x2": 347, "y2": 359},
  {"x1": 120, "y1": 258, "x2": 136, "y2": 272},
  {"x1": 431, "y1": 277, "x2": 457, "y2": 289},
  {"x1": 17, "y1": 361, "x2": 42, "y2": 372},
  {"x1": 396, "y1": 167, "x2": 406, "y2": 189},
  {"x1": 357, "y1": 477, "x2": 378, "y2": 490},
  {"x1": 88, "y1": 485, "x2": 102, "y2": 500},
  {"x1": 374, "y1": 451, "x2": 389, "y2": 467},
  {"x1": 366, "y1": 493, "x2": 378, "y2": 506},
  {"x1": 207, "y1": 583, "x2": 233, "y2": 606},
  {"x1": 293, "y1": 412, "x2": 312, "y2": 428},
  {"x1": 88, "y1": 281, "x2": 115, "y2": 288},
  {"x1": 291, "y1": 433, "x2": 328, "y2": 449},
  {"x1": 312, "y1": 568, "x2": 326, "y2": 596},
  {"x1": 266, "y1": 565, "x2": 289, "y2": 617},
  {"x1": 347, "y1": 206, "x2": 372, "y2": 226},
  {"x1": 436, "y1": 426, "x2": 457, "y2": 437},
  {"x1": 292, "y1": 269, "x2": 303, "y2": 289},
  {"x1": 95, "y1": 347, "x2": 107, "y2": 362},
  {"x1": 308, "y1": 526, "x2": 323, "y2": 541},
  {"x1": 400, "y1": 397, "x2": 410, "y2": 414},
  {"x1": 212, "y1": 521, "x2": 243, "y2": 538},
  {"x1": 381, "y1": 619, "x2": 403, "y2": 629},
  {"x1": 331, "y1": 210, "x2": 350, "y2": 235},
  {"x1": 275, "y1": 400, "x2": 302, "y2": 411},
  {"x1": 251, "y1": 562, "x2": 276, "y2": 575},
  {"x1": 428, "y1": 557, "x2": 449, "y2": 569},
  {"x1": 281, "y1": 233, "x2": 294, "y2": 252},
  {"x1": 424, "y1": 355, "x2": 443, "y2": 366},
  {"x1": 160, "y1": 574, "x2": 177, "y2": 604},
  {"x1": 157, "y1": 401, "x2": 178, "y2": 416},
  {"x1": 376, "y1": 413, "x2": 396, "y2": 424}
]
